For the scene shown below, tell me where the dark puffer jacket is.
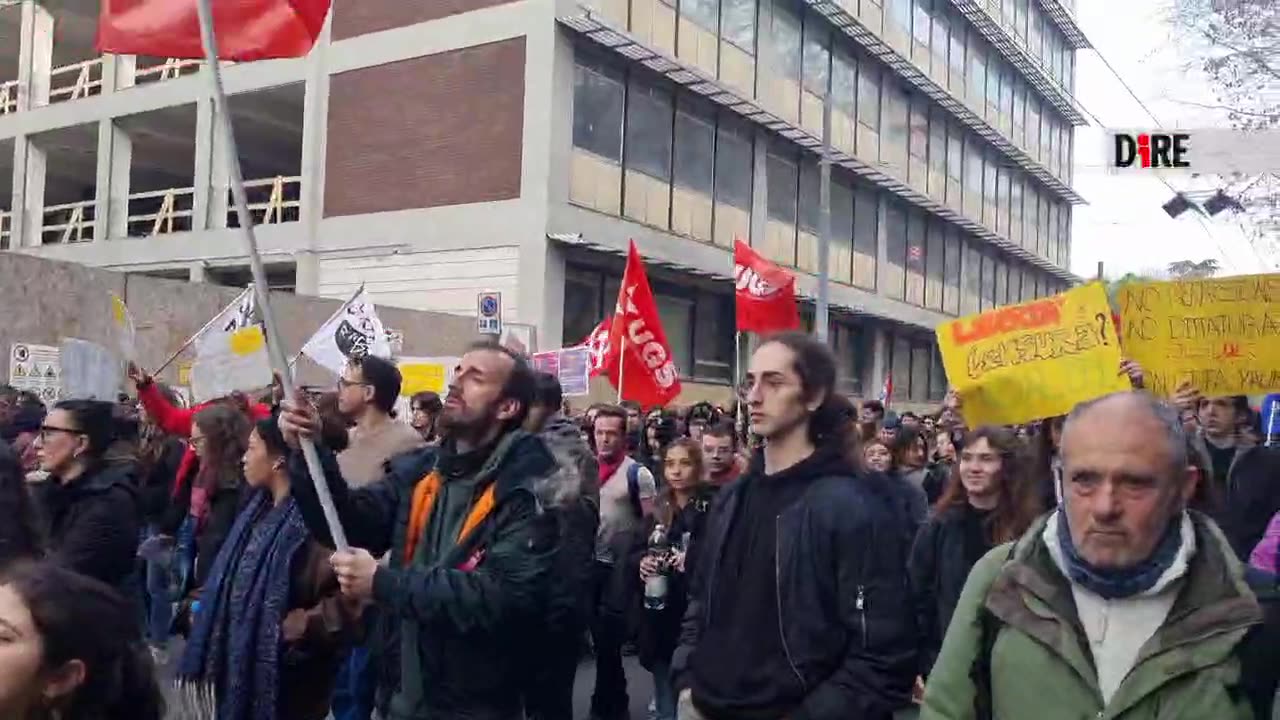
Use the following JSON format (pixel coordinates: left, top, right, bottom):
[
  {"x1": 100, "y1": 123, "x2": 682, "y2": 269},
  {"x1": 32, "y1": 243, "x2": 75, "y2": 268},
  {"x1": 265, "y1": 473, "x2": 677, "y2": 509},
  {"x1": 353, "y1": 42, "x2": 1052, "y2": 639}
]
[
  {"x1": 34, "y1": 461, "x2": 141, "y2": 592},
  {"x1": 291, "y1": 431, "x2": 557, "y2": 720}
]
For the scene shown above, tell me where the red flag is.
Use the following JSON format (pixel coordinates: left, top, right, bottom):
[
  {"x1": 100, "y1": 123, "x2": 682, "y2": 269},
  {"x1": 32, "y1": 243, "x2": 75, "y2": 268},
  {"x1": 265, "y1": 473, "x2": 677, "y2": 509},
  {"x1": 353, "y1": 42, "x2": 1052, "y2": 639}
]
[
  {"x1": 606, "y1": 242, "x2": 683, "y2": 407},
  {"x1": 734, "y1": 240, "x2": 801, "y2": 334},
  {"x1": 580, "y1": 319, "x2": 614, "y2": 377},
  {"x1": 97, "y1": 0, "x2": 331, "y2": 61}
]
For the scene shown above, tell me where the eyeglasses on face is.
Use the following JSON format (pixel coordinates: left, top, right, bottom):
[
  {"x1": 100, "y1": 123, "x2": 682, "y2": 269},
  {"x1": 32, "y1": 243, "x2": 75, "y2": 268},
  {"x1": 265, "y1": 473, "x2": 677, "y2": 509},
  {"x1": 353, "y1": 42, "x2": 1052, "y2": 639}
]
[
  {"x1": 337, "y1": 378, "x2": 370, "y2": 390},
  {"x1": 38, "y1": 425, "x2": 85, "y2": 441}
]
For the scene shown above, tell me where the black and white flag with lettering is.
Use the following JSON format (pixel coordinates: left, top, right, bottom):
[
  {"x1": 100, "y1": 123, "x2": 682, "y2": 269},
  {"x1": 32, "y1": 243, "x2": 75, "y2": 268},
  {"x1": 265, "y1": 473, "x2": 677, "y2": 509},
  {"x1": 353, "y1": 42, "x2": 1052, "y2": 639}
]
[{"x1": 300, "y1": 286, "x2": 392, "y2": 376}]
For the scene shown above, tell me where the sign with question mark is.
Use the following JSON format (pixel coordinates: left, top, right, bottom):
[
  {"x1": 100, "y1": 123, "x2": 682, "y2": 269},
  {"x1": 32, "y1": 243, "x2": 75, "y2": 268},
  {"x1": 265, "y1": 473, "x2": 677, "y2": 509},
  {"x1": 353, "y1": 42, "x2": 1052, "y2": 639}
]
[{"x1": 936, "y1": 282, "x2": 1131, "y2": 427}]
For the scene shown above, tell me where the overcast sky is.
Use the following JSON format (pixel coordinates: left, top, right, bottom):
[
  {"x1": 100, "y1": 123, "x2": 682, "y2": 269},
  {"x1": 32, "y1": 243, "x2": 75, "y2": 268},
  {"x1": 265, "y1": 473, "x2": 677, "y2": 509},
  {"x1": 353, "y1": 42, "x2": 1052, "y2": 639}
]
[{"x1": 1069, "y1": 0, "x2": 1276, "y2": 279}]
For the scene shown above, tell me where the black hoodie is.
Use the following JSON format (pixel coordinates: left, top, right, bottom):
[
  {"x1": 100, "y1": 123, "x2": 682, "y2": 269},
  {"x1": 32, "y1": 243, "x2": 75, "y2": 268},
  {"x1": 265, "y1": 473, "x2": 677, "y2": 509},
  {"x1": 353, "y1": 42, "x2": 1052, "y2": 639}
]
[
  {"x1": 34, "y1": 461, "x2": 140, "y2": 592},
  {"x1": 690, "y1": 447, "x2": 856, "y2": 720}
]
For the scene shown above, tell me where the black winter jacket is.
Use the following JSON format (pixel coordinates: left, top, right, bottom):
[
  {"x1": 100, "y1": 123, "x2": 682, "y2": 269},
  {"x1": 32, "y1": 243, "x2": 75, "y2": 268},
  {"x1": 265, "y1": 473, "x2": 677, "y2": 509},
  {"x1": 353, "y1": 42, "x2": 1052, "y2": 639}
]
[
  {"x1": 907, "y1": 503, "x2": 994, "y2": 677},
  {"x1": 290, "y1": 431, "x2": 557, "y2": 720},
  {"x1": 671, "y1": 456, "x2": 918, "y2": 720},
  {"x1": 35, "y1": 461, "x2": 141, "y2": 592},
  {"x1": 1195, "y1": 435, "x2": 1280, "y2": 561}
]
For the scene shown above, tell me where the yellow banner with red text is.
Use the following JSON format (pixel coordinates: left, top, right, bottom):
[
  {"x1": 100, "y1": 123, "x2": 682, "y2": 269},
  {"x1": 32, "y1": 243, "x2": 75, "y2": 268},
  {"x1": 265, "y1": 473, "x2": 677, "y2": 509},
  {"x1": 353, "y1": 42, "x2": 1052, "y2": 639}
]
[{"x1": 936, "y1": 282, "x2": 1130, "y2": 426}]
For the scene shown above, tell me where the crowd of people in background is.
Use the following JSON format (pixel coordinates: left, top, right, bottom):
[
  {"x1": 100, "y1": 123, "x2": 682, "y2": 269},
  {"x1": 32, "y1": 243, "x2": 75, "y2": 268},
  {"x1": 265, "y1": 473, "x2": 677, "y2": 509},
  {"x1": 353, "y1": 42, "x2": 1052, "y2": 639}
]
[{"x1": 1, "y1": 334, "x2": 1279, "y2": 720}]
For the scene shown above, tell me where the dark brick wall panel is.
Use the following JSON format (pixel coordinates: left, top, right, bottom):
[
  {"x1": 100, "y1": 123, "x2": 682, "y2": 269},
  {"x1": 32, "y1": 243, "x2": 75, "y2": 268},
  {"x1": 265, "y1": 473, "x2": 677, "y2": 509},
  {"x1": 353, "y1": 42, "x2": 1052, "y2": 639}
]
[
  {"x1": 333, "y1": 0, "x2": 515, "y2": 41},
  {"x1": 324, "y1": 38, "x2": 526, "y2": 217}
]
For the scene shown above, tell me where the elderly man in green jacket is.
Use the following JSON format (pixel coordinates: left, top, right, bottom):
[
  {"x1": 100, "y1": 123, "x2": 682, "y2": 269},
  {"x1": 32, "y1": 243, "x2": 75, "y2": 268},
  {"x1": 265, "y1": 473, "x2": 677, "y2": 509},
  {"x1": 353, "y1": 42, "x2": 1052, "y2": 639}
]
[{"x1": 921, "y1": 391, "x2": 1280, "y2": 720}]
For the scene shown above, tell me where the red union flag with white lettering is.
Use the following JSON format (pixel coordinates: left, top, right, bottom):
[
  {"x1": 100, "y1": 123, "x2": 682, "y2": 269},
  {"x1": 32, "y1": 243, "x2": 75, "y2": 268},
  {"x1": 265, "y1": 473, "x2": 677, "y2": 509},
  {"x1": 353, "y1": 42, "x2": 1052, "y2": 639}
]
[
  {"x1": 580, "y1": 319, "x2": 615, "y2": 377},
  {"x1": 734, "y1": 240, "x2": 800, "y2": 334},
  {"x1": 605, "y1": 242, "x2": 682, "y2": 406}
]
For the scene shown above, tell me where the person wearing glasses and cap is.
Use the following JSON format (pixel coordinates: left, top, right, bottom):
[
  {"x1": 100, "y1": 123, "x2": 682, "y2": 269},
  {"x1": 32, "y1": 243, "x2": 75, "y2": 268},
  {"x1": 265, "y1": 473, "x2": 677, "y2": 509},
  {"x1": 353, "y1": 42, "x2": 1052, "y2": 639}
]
[{"x1": 30, "y1": 399, "x2": 141, "y2": 595}]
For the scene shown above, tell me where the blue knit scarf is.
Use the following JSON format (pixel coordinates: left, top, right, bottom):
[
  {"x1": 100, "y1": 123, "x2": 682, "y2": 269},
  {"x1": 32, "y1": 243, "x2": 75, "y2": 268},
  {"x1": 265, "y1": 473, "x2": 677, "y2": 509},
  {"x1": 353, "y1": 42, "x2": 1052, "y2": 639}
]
[
  {"x1": 1054, "y1": 506, "x2": 1184, "y2": 600},
  {"x1": 176, "y1": 489, "x2": 309, "y2": 720}
]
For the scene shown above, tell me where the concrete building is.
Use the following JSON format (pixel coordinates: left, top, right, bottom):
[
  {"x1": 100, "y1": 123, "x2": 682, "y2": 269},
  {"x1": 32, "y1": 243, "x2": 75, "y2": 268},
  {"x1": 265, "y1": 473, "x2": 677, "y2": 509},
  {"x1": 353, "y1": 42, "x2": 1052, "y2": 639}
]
[{"x1": 1, "y1": 0, "x2": 1086, "y2": 408}]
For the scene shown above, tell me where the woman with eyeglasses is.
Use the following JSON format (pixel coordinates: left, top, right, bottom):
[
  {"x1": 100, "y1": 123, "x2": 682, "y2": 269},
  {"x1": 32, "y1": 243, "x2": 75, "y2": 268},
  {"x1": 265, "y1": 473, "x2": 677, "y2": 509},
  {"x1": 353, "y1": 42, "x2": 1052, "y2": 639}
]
[{"x1": 30, "y1": 400, "x2": 141, "y2": 594}]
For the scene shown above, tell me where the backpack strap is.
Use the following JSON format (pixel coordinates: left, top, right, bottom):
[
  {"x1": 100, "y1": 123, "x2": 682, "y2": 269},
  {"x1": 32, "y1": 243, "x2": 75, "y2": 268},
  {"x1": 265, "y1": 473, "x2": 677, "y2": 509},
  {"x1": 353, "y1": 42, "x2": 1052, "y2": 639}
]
[
  {"x1": 627, "y1": 462, "x2": 644, "y2": 520},
  {"x1": 972, "y1": 542, "x2": 1019, "y2": 720}
]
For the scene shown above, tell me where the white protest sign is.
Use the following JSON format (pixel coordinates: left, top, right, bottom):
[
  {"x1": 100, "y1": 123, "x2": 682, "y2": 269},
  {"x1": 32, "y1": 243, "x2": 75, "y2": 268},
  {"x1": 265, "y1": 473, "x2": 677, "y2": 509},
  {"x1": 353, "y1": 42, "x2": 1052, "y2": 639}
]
[
  {"x1": 59, "y1": 339, "x2": 121, "y2": 401},
  {"x1": 191, "y1": 326, "x2": 273, "y2": 403}
]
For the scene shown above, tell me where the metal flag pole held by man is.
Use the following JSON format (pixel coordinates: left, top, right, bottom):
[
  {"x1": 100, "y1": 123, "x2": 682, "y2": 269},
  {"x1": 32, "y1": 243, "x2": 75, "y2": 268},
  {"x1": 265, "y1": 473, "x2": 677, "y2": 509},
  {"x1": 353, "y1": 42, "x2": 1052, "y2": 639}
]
[{"x1": 192, "y1": 0, "x2": 348, "y2": 551}]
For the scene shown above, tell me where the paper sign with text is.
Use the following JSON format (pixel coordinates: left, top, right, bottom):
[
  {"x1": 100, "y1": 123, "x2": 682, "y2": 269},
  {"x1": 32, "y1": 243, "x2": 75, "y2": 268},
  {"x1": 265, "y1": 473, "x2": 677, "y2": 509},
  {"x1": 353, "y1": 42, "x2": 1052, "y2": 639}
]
[
  {"x1": 191, "y1": 326, "x2": 273, "y2": 403},
  {"x1": 936, "y1": 282, "x2": 1129, "y2": 426},
  {"x1": 1116, "y1": 274, "x2": 1280, "y2": 397},
  {"x1": 532, "y1": 346, "x2": 593, "y2": 397},
  {"x1": 398, "y1": 357, "x2": 458, "y2": 397}
]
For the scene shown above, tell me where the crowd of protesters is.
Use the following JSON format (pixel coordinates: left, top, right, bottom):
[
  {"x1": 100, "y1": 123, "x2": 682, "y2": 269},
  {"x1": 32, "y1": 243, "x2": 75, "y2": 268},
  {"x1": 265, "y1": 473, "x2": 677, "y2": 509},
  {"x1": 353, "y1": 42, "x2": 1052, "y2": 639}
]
[{"x1": 1, "y1": 333, "x2": 1279, "y2": 720}]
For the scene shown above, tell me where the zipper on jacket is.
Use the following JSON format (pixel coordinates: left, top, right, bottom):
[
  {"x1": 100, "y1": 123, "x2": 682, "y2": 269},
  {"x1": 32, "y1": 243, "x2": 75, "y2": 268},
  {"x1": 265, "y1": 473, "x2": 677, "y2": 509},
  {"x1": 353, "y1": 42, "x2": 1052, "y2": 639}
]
[
  {"x1": 856, "y1": 585, "x2": 868, "y2": 647},
  {"x1": 775, "y1": 514, "x2": 807, "y2": 691}
]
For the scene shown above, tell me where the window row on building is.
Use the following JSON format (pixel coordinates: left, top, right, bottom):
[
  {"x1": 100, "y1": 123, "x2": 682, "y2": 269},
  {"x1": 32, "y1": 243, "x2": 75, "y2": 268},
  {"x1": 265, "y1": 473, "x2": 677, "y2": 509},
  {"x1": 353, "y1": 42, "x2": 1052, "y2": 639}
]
[
  {"x1": 571, "y1": 52, "x2": 1073, "y2": 311},
  {"x1": 578, "y1": 0, "x2": 1074, "y2": 188},
  {"x1": 887, "y1": 0, "x2": 1076, "y2": 94},
  {"x1": 880, "y1": 0, "x2": 1075, "y2": 179}
]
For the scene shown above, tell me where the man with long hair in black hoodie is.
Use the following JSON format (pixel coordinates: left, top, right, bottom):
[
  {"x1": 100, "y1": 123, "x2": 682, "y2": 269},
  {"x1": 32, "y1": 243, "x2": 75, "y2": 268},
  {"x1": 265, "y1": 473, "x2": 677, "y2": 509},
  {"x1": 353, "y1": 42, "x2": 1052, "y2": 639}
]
[{"x1": 672, "y1": 332, "x2": 917, "y2": 720}]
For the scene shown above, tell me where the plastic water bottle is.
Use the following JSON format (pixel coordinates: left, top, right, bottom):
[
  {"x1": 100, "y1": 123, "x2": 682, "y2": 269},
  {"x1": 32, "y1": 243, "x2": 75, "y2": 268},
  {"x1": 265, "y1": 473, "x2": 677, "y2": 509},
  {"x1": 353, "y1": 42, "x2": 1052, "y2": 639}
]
[{"x1": 644, "y1": 524, "x2": 670, "y2": 611}]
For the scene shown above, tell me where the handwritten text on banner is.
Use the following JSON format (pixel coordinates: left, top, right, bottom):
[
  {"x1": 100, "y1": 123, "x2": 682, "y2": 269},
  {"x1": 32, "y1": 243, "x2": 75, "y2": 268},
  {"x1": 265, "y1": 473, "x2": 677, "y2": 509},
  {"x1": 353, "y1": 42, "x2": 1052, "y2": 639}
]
[
  {"x1": 936, "y1": 282, "x2": 1130, "y2": 426},
  {"x1": 1116, "y1": 274, "x2": 1280, "y2": 397}
]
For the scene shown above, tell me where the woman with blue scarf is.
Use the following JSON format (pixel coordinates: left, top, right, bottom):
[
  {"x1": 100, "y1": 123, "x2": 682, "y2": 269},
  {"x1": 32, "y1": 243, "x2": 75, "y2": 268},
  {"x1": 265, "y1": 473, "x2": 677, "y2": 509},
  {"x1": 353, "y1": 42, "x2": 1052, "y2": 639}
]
[{"x1": 176, "y1": 410, "x2": 357, "y2": 720}]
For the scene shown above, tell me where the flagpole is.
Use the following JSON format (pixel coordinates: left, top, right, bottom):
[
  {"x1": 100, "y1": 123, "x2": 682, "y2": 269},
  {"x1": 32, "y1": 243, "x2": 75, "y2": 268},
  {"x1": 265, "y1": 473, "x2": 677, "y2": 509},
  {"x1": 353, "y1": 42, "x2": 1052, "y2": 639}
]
[
  {"x1": 289, "y1": 281, "x2": 366, "y2": 367},
  {"x1": 153, "y1": 284, "x2": 254, "y2": 376},
  {"x1": 1267, "y1": 401, "x2": 1278, "y2": 448},
  {"x1": 616, "y1": 337, "x2": 625, "y2": 403},
  {"x1": 193, "y1": 0, "x2": 349, "y2": 552}
]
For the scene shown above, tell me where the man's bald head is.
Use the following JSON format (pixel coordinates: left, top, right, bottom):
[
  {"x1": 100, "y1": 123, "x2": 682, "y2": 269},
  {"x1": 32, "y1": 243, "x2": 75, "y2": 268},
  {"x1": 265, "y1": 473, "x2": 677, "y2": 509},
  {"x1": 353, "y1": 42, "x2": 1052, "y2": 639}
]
[{"x1": 1064, "y1": 391, "x2": 1189, "y2": 476}]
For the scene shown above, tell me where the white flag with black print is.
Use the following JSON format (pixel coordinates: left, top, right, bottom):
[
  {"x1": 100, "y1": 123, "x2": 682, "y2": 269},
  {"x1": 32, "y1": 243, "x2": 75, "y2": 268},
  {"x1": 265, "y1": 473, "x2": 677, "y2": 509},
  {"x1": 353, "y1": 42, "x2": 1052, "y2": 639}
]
[
  {"x1": 300, "y1": 286, "x2": 392, "y2": 376},
  {"x1": 194, "y1": 286, "x2": 258, "y2": 354}
]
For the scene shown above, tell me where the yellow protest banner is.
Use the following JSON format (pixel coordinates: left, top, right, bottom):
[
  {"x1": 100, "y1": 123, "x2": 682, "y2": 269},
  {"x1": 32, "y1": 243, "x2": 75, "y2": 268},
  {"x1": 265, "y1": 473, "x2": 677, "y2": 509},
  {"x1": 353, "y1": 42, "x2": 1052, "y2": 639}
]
[
  {"x1": 1116, "y1": 273, "x2": 1280, "y2": 397},
  {"x1": 936, "y1": 282, "x2": 1130, "y2": 426},
  {"x1": 398, "y1": 357, "x2": 457, "y2": 396}
]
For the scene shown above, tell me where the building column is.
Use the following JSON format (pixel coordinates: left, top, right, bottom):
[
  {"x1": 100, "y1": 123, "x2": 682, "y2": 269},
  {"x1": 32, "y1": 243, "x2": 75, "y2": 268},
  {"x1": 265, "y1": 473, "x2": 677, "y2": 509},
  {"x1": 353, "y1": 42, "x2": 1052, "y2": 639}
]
[
  {"x1": 192, "y1": 98, "x2": 231, "y2": 230},
  {"x1": 875, "y1": 193, "x2": 890, "y2": 293},
  {"x1": 17, "y1": 0, "x2": 53, "y2": 111},
  {"x1": 749, "y1": 128, "x2": 769, "y2": 246},
  {"x1": 869, "y1": 325, "x2": 888, "y2": 396},
  {"x1": 294, "y1": 250, "x2": 320, "y2": 296},
  {"x1": 99, "y1": 54, "x2": 136, "y2": 93},
  {"x1": 297, "y1": 15, "x2": 332, "y2": 287},
  {"x1": 12, "y1": 138, "x2": 46, "y2": 248},
  {"x1": 188, "y1": 261, "x2": 207, "y2": 283},
  {"x1": 10, "y1": 1, "x2": 53, "y2": 248},
  {"x1": 94, "y1": 120, "x2": 132, "y2": 240}
]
